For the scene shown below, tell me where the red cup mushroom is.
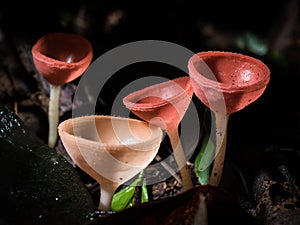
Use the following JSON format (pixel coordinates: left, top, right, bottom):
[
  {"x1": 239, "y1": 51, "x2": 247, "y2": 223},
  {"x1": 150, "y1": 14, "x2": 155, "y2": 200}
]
[
  {"x1": 188, "y1": 51, "x2": 270, "y2": 186},
  {"x1": 123, "y1": 77, "x2": 194, "y2": 191},
  {"x1": 32, "y1": 32, "x2": 93, "y2": 148}
]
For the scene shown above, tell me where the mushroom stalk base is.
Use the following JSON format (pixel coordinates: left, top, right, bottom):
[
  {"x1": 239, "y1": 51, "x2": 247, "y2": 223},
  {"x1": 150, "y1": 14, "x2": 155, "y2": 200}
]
[
  {"x1": 98, "y1": 181, "x2": 119, "y2": 211},
  {"x1": 48, "y1": 84, "x2": 61, "y2": 148}
]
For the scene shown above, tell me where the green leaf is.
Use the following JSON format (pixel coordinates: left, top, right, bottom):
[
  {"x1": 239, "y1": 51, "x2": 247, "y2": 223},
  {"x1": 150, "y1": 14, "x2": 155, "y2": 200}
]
[
  {"x1": 141, "y1": 183, "x2": 149, "y2": 203},
  {"x1": 236, "y1": 31, "x2": 269, "y2": 56},
  {"x1": 194, "y1": 132, "x2": 215, "y2": 185},
  {"x1": 111, "y1": 171, "x2": 144, "y2": 211},
  {"x1": 194, "y1": 107, "x2": 215, "y2": 185},
  {"x1": 111, "y1": 185, "x2": 136, "y2": 211}
]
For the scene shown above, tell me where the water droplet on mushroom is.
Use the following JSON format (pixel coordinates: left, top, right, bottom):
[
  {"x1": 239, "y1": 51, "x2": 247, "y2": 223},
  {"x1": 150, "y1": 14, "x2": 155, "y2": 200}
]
[{"x1": 240, "y1": 69, "x2": 253, "y2": 83}]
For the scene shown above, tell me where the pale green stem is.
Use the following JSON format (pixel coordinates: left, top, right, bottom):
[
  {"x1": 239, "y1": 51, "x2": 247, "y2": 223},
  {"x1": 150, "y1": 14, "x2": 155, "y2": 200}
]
[{"x1": 48, "y1": 84, "x2": 61, "y2": 148}]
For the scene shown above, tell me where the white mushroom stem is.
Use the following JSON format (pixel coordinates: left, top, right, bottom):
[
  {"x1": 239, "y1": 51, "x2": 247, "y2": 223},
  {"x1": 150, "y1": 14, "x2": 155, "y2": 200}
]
[
  {"x1": 48, "y1": 84, "x2": 61, "y2": 148},
  {"x1": 98, "y1": 180, "x2": 119, "y2": 211},
  {"x1": 209, "y1": 113, "x2": 229, "y2": 187}
]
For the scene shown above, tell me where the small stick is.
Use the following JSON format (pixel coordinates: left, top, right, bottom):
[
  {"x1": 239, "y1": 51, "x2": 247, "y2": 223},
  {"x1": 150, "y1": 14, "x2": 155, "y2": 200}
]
[
  {"x1": 278, "y1": 164, "x2": 300, "y2": 201},
  {"x1": 155, "y1": 155, "x2": 182, "y2": 185}
]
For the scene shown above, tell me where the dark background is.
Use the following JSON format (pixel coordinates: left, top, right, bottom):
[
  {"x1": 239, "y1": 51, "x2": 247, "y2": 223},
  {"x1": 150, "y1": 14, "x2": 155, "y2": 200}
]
[{"x1": 0, "y1": 0, "x2": 300, "y2": 184}]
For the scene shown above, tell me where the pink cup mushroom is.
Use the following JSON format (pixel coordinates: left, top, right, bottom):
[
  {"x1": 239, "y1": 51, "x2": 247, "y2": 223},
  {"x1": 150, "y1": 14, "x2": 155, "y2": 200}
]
[
  {"x1": 32, "y1": 32, "x2": 93, "y2": 148},
  {"x1": 188, "y1": 51, "x2": 270, "y2": 186},
  {"x1": 58, "y1": 115, "x2": 163, "y2": 210},
  {"x1": 123, "y1": 77, "x2": 194, "y2": 191}
]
